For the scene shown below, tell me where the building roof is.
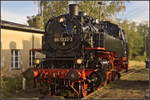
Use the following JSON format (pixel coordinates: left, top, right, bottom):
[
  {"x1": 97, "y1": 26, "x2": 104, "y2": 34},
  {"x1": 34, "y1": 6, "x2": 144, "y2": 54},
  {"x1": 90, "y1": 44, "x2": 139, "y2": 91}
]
[{"x1": 1, "y1": 20, "x2": 44, "y2": 34}]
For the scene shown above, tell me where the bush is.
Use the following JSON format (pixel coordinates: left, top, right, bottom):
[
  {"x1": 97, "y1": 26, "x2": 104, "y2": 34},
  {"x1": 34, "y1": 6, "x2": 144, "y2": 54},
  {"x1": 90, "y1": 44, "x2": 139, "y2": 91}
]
[
  {"x1": 0, "y1": 76, "x2": 22, "y2": 98},
  {"x1": 134, "y1": 56, "x2": 146, "y2": 61}
]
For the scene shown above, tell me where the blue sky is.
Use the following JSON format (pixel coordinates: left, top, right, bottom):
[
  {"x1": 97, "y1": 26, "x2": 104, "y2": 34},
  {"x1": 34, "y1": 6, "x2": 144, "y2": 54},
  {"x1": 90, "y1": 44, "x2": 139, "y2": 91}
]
[
  {"x1": 1, "y1": 1, "x2": 38, "y2": 24},
  {"x1": 1, "y1": 1, "x2": 149, "y2": 25},
  {"x1": 116, "y1": 1, "x2": 149, "y2": 23}
]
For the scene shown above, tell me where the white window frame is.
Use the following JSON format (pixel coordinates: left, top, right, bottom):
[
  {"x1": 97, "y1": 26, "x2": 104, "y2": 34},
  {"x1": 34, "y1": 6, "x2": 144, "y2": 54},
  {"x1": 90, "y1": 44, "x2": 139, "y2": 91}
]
[
  {"x1": 29, "y1": 50, "x2": 36, "y2": 67},
  {"x1": 11, "y1": 49, "x2": 21, "y2": 69}
]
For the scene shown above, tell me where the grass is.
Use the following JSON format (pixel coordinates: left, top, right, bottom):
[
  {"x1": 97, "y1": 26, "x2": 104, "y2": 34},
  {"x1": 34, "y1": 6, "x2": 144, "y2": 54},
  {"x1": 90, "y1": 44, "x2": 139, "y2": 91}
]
[{"x1": 129, "y1": 60, "x2": 145, "y2": 68}]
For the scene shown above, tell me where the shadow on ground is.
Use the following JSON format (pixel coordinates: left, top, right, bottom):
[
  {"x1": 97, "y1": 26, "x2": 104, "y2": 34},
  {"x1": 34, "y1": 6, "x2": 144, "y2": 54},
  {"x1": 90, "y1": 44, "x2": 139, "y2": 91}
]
[{"x1": 110, "y1": 80, "x2": 149, "y2": 90}]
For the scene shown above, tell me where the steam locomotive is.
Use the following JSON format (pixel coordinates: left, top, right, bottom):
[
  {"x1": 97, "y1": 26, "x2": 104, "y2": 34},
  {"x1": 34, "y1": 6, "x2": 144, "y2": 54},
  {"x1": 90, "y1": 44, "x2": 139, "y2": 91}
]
[{"x1": 23, "y1": 4, "x2": 128, "y2": 97}]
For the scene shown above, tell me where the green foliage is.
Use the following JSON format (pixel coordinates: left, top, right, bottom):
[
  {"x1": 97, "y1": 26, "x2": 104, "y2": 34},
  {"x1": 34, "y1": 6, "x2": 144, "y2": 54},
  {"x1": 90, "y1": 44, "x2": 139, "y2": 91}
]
[
  {"x1": 1, "y1": 76, "x2": 22, "y2": 98},
  {"x1": 134, "y1": 56, "x2": 146, "y2": 61},
  {"x1": 118, "y1": 20, "x2": 149, "y2": 60},
  {"x1": 78, "y1": 1, "x2": 125, "y2": 21},
  {"x1": 28, "y1": 1, "x2": 126, "y2": 28},
  {"x1": 39, "y1": 1, "x2": 68, "y2": 25},
  {"x1": 27, "y1": 15, "x2": 44, "y2": 29}
]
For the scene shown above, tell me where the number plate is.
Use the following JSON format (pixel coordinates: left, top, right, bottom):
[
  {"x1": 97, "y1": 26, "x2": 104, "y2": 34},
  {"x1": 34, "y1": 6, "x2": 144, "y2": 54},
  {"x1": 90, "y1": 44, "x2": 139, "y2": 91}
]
[{"x1": 54, "y1": 37, "x2": 73, "y2": 42}]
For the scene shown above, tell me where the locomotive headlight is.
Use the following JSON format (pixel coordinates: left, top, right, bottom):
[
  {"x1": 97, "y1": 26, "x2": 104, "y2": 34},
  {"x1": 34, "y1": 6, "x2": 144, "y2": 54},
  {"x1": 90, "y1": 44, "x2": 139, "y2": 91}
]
[
  {"x1": 34, "y1": 59, "x2": 41, "y2": 65},
  {"x1": 95, "y1": 19, "x2": 99, "y2": 24},
  {"x1": 76, "y1": 58, "x2": 83, "y2": 64},
  {"x1": 59, "y1": 17, "x2": 65, "y2": 23}
]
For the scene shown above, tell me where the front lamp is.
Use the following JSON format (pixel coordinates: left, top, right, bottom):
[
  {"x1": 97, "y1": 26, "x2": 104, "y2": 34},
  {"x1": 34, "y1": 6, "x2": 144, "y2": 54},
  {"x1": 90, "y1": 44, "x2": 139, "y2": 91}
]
[
  {"x1": 76, "y1": 58, "x2": 83, "y2": 64},
  {"x1": 34, "y1": 59, "x2": 41, "y2": 65},
  {"x1": 59, "y1": 17, "x2": 65, "y2": 23}
]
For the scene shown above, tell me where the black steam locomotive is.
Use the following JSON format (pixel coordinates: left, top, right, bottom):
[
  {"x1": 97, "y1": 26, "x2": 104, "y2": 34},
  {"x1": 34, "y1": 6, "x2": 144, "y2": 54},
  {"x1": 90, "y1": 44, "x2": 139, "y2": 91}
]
[{"x1": 23, "y1": 4, "x2": 128, "y2": 97}]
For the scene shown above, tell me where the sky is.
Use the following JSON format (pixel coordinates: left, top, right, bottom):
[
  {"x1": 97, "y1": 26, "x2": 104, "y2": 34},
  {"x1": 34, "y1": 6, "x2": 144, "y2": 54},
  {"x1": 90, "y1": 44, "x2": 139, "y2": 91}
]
[
  {"x1": 116, "y1": 1, "x2": 149, "y2": 24},
  {"x1": 1, "y1": 1, "x2": 149, "y2": 25}
]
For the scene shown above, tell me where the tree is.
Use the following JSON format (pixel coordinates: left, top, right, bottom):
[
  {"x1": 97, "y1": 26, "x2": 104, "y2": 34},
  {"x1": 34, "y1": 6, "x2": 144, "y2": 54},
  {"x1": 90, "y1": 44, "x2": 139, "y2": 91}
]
[
  {"x1": 27, "y1": 15, "x2": 44, "y2": 29},
  {"x1": 78, "y1": 1, "x2": 125, "y2": 21},
  {"x1": 36, "y1": 1, "x2": 68, "y2": 26},
  {"x1": 118, "y1": 20, "x2": 149, "y2": 60},
  {"x1": 28, "y1": 1, "x2": 126, "y2": 28}
]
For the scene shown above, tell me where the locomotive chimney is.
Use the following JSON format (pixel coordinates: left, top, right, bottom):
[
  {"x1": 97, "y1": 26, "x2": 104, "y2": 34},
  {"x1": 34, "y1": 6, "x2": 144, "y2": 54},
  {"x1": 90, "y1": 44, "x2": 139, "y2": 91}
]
[{"x1": 69, "y1": 4, "x2": 78, "y2": 15}]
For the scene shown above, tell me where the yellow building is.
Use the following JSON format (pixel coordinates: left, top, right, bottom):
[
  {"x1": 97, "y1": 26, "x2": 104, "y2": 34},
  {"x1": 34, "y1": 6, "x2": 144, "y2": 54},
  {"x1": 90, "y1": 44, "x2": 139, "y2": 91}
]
[{"x1": 1, "y1": 20, "x2": 44, "y2": 77}]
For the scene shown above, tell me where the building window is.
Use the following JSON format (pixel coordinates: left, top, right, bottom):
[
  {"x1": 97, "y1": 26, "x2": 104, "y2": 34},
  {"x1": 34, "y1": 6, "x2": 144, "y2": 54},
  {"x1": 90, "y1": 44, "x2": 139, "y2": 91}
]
[
  {"x1": 29, "y1": 50, "x2": 36, "y2": 66},
  {"x1": 11, "y1": 49, "x2": 21, "y2": 69}
]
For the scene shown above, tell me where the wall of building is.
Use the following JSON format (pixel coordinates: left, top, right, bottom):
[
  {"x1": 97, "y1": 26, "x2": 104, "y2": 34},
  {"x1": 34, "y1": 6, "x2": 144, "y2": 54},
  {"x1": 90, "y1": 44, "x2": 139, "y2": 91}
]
[{"x1": 1, "y1": 28, "x2": 43, "y2": 77}]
